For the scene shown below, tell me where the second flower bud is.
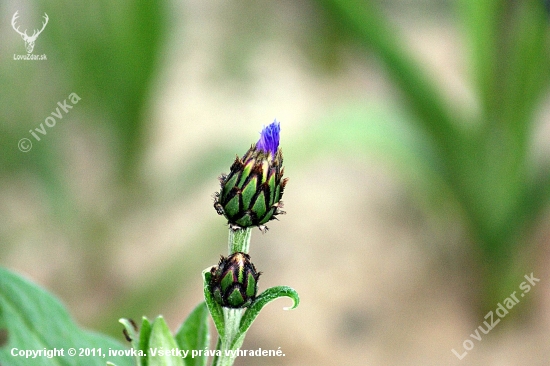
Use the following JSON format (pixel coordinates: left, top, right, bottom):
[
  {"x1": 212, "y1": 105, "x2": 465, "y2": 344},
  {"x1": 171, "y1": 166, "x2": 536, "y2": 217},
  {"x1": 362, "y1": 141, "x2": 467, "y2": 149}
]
[{"x1": 209, "y1": 252, "x2": 261, "y2": 308}]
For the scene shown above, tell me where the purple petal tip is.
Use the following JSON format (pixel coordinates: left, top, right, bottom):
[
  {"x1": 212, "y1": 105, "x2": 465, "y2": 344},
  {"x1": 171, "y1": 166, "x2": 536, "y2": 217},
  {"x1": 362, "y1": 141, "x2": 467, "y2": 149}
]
[{"x1": 257, "y1": 120, "x2": 280, "y2": 155}]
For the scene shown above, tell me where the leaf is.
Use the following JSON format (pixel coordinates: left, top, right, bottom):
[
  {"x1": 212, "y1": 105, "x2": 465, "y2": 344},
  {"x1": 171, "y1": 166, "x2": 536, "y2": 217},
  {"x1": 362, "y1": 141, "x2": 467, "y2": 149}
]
[
  {"x1": 499, "y1": 1, "x2": 549, "y2": 139},
  {"x1": 175, "y1": 302, "x2": 210, "y2": 366},
  {"x1": 202, "y1": 268, "x2": 224, "y2": 338},
  {"x1": 0, "y1": 266, "x2": 133, "y2": 366},
  {"x1": 120, "y1": 317, "x2": 151, "y2": 366},
  {"x1": 139, "y1": 317, "x2": 153, "y2": 366},
  {"x1": 458, "y1": 0, "x2": 501, "y2": 113},
  {"x1": 147, "y1": 316, "x2": 184, "y2": 366},
  {"x1": 231, "y1": 286, "x2": 299, "y2": 349},
  {"x1": 119, "y1": 318, "x2": 140, "y2": 356}
]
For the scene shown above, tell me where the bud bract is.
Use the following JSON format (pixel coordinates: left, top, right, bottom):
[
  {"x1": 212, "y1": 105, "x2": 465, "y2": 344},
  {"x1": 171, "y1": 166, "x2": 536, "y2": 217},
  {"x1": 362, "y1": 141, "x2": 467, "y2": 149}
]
[
  {"x1": 214, "y1": 121, "x2": 288, "y2": 230},
  {"x1": 209, "y1": 252, "x2": 261, "y2": 308}
]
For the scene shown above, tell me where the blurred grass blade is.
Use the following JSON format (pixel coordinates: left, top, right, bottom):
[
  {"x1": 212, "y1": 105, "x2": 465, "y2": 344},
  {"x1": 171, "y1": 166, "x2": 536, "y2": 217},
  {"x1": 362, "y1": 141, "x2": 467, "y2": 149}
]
[
  {"x1": 457, "y1": 0, "x2": 502, "y2": 115},
  {"x1": 46, "y1": 0, "x2": 167, "y2": 178},
  {"x1": 499, "y1": 1, "x2": 550, "y2": 144},
  {"x1": 317, "y1": 0, "x2": 465, "y2": 160}
]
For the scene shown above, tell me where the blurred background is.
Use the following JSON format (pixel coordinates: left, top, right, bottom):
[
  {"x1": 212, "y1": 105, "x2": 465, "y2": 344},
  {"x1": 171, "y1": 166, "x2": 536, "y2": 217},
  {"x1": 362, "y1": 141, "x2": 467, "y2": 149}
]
[{"x1": 2, "y1": 0, "x2": 550, "y2": 364}]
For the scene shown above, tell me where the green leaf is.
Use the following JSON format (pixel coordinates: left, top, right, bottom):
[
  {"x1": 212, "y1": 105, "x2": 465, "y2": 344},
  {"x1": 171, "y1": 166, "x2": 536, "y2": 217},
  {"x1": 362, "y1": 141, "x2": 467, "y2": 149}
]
[
  {"x1": 119, "y1": 316, "x2": 153, "y2": 366},
  {"x1": 231, "y1": 286, "x2": 299, "y2": 349},
  {"x1": 175, "y1": 302, "x2": 210, "y2": 366},
  {"x1": 458, "y1": 0, "x2": 502, "y2": 115},
  {"x1": 499, "y1": 1, "x2": 549, "y2": 140},
  {"x1": 148, "y1": 316, "x2": 184, "y2": 366},
  {"x1": 0, "y1": 267, "x2": 133, "y2": 366},
  {"x1": 203, "y1": 269, "x2": 224, "y2": 338},
  {"x1": 139, "y1": 317, "x2": 153, "y2": 366},
  {"x1": 119, "y1": 318, "x2": 142, "y2": 365}
]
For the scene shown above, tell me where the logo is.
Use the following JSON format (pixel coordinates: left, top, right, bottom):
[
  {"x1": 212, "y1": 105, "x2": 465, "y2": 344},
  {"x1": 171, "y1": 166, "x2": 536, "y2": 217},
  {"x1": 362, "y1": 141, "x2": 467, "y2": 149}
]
[{"x1": 12, "y1": 11, "x2": 48, "y2": 60}]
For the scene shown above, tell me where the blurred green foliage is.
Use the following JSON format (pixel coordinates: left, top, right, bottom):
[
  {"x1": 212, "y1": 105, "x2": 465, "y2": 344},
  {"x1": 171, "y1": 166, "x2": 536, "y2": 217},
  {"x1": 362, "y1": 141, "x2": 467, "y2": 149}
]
[
  {"x1": 1, "y1": 0, "x2": 179, "y2": 337},
  {"x1": 316, "y1": 0, "x2": 550, "y2": 312},
  {"x1": 1, "y1": 0, "x2": 165, "y2": 178}
]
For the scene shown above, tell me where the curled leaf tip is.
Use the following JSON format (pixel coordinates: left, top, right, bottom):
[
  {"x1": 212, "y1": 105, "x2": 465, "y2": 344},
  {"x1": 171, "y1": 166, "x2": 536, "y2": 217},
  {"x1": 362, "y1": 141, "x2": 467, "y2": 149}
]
[{"x1": 283, "y1": 299, "x2": 299, "y2": 311}]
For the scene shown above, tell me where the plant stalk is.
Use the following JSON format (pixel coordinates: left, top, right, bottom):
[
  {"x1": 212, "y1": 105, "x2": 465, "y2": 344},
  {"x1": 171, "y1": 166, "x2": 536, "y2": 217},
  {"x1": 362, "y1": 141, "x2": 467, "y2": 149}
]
[
  {"x1": 228, "y1": 228, "x2": 251, "y2": 254},
  {"x1": 212, "y1": 305, "x2": 245, "y2": 366},
  {"x1": 211, "y1": 227, "x2": 253, "y2": 366}
]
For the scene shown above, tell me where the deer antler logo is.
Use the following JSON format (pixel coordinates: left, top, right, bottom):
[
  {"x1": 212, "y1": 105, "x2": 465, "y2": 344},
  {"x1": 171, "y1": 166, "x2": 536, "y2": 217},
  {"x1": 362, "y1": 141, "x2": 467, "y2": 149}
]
[{"x1": 11, "y1": 11, "x2": 49, "y2": 54}]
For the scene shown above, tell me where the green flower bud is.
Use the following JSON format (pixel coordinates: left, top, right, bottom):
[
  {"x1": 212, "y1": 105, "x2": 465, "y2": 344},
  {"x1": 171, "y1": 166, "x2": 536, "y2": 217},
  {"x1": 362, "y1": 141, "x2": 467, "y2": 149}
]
[
  {"x1": 209, "y1": 252, "x2": 261, "y2": 308},
  {"x1": 214, "y1": 121, "x2": 288, "y2": 231}
]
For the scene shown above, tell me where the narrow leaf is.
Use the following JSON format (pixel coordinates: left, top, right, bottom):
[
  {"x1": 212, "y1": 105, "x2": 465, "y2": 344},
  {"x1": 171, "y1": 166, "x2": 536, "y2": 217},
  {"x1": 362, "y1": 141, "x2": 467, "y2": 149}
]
[
  {"x1": 203, "y1": 268, "x2": 224, "y2": 338},
  {"x1": 458, "y1": 0, "x2": 502, "y2": 114},
  {"x1": 320, "y1": 0, "x2": 465, "y2": 158},
  {"x1": 175, "y1": 302, "x2": 210, "y2": 366},
  {"x1": 139, "y1": 317, "x2": 152, "y2": 366},
  {"x1": 120, "y1": 318, "x2": 142, "y2": 365},
  {"x1": 148, "y1": 316, "x2": 184, "y2": 366}
]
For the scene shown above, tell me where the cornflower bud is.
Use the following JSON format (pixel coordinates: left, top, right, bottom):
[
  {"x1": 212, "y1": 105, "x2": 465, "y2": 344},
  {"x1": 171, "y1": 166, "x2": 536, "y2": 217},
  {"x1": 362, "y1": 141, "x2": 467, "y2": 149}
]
[
  {"x1": 214, "y1": 120, "x2": 288, "y2": 231},
  {"x1": 209, "y1": 252, "x2": 261, "y2": 308}
]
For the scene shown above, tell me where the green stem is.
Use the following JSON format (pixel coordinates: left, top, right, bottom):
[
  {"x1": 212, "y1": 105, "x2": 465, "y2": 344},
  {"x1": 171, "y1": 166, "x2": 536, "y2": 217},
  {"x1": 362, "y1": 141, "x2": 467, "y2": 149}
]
[
  {"x1": 228, "y1": 228, "x2": 251, "y2": 254},
  {"x1": 211, "y1": 228, "x2": 252, "y2": 366},
  {"x1": 211, "y1": 337, "x2": 222, "y2": 365},
  {"x1": 213, "y1": 308, "x2": 245, "y2": 366}
]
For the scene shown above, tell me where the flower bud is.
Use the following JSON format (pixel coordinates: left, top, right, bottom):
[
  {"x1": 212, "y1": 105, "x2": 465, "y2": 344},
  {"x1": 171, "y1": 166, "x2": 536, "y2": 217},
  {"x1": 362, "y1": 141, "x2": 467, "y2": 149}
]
[
  {"x1": 214, "y1": 121, "x2": 288, "y2": 230},
  {"x1": 209, "y1": 252, "x2": 261, "y2": 308}
]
